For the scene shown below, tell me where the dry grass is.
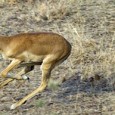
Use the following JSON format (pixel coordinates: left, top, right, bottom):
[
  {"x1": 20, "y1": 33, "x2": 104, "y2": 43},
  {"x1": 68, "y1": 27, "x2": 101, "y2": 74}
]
[
  {"x1": 30, "y1": 0, "x2": 115, "y2": 80},
  {"x1": 0, "y1": 0, "x2": 34, "y2": 4},
  {"x1": 0, "y1": 0, "x2": 114, "y2": 114},
  {"x1": 36, "y1": 0, "x2": 74, "y2": 21},
  {"x1": 71, "y1": 27, "x2": 115, "y2": 78}
]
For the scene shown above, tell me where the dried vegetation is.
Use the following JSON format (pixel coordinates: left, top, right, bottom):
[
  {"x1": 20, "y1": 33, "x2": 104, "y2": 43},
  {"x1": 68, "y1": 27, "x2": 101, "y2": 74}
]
[{"x1": 0, "y1": 0, "x2": 115, "y2": 115}]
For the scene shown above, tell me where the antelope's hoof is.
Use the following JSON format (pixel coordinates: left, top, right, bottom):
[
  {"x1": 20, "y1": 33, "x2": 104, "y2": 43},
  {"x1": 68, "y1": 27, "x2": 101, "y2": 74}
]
[
  {"x1": 22, "y1": 75, "x2": 30, "y2": 81},
  {"x1": 10, "y1": 103, "x2": 17, "y2": 110}
]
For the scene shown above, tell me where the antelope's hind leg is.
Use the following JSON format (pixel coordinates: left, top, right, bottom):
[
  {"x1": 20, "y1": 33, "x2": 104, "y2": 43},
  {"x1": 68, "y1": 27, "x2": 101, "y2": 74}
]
[
  {"x1": 0, "y1": 65, "x2": 34, "y2": 89},
  {"x1": 10, "y1": 61, "x2": 55, "y2": 110}
]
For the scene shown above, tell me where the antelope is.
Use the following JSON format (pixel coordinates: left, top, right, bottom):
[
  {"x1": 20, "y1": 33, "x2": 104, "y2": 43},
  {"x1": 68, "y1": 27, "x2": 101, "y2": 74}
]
[{"x1": 0, "y1": 32, "x2": 71, "y2": 109}]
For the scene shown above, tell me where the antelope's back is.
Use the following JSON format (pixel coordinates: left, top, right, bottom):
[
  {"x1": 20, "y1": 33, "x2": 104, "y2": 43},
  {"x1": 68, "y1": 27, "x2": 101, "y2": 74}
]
[
  {"x1": 10, "y1": 33, "x2": 71, "y2": 61},
  {"x1": 32, "y1": 33, "x2": 71, "y2": 55}
]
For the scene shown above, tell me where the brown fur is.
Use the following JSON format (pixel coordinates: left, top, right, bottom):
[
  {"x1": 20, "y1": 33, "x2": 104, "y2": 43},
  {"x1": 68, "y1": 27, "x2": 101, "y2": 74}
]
[
  {"x1": 0, "y1": 32, "x2": 71, "y2": 109},
  {"x1": 0, "y1": 33, "x2": 71, "y2": 61}
]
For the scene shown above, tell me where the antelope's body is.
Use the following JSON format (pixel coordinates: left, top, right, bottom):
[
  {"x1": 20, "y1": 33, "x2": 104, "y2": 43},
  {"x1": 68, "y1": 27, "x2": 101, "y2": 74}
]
[
  {"x1": 0, "y1": 33, "x2": 71, "y2": 63},
  {"x1": 0, "y1": 32, "x2": 71, "y2": 109}
]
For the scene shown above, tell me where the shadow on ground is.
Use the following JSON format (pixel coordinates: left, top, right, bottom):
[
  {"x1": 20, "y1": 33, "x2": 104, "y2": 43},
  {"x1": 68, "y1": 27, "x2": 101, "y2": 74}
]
[{"x1": 57, "y1": 72, "x2": 115, "y2": 99}]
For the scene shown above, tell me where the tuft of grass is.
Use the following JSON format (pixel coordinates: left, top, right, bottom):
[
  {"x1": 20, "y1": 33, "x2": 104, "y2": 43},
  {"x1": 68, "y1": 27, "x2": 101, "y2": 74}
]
[
  {"x1": 48, "y1": 79, "x2": 60, "y2": 91},
  {"x1": 35, "y1": 99, "x2": 45, "y2": 108},
  {"x1": 36, "y1": 0, "x2": 75, "y2": 21},
  {"x1": 0, "y1": 112, "x2": 9, "y2": 115}
]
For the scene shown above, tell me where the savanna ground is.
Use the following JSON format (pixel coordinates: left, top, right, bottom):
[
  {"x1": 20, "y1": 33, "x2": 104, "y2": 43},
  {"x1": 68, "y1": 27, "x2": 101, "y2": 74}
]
[{"x1": 0, "y1": 0, "x2": 115, "y2": 115}]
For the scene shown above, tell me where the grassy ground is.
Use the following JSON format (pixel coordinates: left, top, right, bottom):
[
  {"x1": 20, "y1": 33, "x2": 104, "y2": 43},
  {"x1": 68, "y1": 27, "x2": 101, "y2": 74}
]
[{"x1": 0, "y1": 0, "x2": 115, "y2": 115}]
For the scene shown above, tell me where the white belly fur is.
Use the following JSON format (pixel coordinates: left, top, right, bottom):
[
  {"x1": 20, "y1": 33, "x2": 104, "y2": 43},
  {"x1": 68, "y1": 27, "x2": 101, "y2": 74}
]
[
  {"x1": 1, "y1": 51, "x2": 45, "y2": 62},
  {"x1": 23, "y1": 52, "x2": 44, "y2": 62}
]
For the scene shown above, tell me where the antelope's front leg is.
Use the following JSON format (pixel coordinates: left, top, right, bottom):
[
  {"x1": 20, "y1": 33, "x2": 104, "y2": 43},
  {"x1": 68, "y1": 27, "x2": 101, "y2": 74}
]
[
  {"x1": 0, "y1": 59, "x2": 21, "y2": 78},
  {"x1": 0, "y1": 65, "x2": 34, "y2": 89}
]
